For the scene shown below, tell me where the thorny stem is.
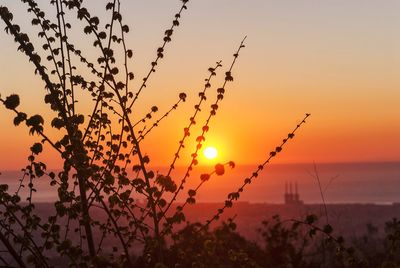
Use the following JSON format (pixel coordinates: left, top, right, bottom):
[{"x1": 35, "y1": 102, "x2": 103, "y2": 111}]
[
  {"x1": 81, "y1": 0, "x2": 119, "y2": 142},
  {"x1": 162, "y1": 37, "x2": 247, "y2": 218},
  {"x1": 166, "y1": 61, "x2": 222, "y2": 177},
  {"x1": 55, "y1": 0, "x2": 70, "y2": 114},
  {"x1": 133, "y1": 61, "x2": 222, "y2": 230},
  {"x1": 127, "y1": 0, "x2": 189, "y2": 110},
  {"x1": 59, "y1": 0, "x2": 76, "y2": 115},
  {"x1": 137, "y1": 96, "x2": 185, "y2": 142},
  {"x1": 160, "y1": 162, "x2": 234, "y2": 237},
  {"x1": 133, "y1": 106, "x2": 158, "y2": 128}
]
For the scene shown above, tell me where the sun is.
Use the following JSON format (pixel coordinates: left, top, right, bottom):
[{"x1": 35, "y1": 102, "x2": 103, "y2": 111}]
[{"x1": 203, "y1": 146, "x2": 218, "y2": 160}]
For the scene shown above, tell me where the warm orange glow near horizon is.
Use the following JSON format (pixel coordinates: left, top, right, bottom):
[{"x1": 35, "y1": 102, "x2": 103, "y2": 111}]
[{"x1": 0, "y1": 0, "x2": 399, "y2": 171}]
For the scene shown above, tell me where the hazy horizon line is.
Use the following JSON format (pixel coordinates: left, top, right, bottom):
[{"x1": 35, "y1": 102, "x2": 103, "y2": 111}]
[{"x1": 1, "y1": 160, "x2": 399, "y2": 173}]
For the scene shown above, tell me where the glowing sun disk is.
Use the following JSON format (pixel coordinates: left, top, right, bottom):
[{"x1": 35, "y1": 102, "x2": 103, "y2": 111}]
[{"x1": 204, "y1": 147, "x2": 218, "y2": 159}]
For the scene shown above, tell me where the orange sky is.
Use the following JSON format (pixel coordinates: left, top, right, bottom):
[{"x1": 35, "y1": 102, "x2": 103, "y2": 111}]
[{"x1": 0, "y1": 0, "x2": 399, "y2": 170}]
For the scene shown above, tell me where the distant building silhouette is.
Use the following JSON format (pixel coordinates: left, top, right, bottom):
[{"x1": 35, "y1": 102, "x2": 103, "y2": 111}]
[{"x1": 284, "y1": 182, "x2": 304, "y2": 205}]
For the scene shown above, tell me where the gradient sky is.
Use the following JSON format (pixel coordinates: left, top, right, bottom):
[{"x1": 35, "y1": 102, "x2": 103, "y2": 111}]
[{"x1": 0, "y1": 0, "x2": 399, "y2": 170}]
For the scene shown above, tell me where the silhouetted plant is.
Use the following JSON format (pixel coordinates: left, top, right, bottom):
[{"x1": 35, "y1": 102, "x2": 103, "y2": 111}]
[
  {"x1": 158, "y1": 214, "x2": 376, "y2": 268},
  {"x1": 0, "y1": 1, "x2": 310, "y2": 266},
  {"x1": 163, "y1": 218, "x2": 263, "y2": 268}
]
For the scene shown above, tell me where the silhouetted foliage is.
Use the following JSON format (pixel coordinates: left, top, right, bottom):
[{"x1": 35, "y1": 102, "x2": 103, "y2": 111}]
[{"x1": 0, "y1": 0, "x2": 311, "y2": 267}]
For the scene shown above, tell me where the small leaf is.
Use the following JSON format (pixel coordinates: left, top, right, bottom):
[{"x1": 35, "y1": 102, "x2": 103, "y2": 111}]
[
  {"x1": 200, "y1": 173, "x2": 210, "y2": 181},
  {"x1": 13, "y1": 112, "x2": 27, "y2": 126},
  {"x1": 225, "y1": 200, "x2": 233, "y2": 208},
  {"x1": 4, "y1": 94, "x2": 20, "y2": 109},
  {"x1": 30, "y1": 143, "x2": 43, "y2": 155},
  {"x1": 188, "y1": 189, "x2": 196, "y2": 197},
  {"x1": 179, "y1": 92, "x2": 187, "y2": 101},
  {"x1": 215, "y1": 164, "x2": 225, "y2": 176}
]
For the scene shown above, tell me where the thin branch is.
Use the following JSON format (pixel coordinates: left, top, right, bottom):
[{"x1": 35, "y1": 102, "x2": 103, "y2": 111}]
[{"x1": 201, "y1": 113, "x2": 311, "y2": 231}]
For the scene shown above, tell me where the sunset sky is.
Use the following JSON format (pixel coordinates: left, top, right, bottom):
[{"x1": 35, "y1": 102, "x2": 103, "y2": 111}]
[{"x1": 0, "y1": 0, "x2": 399, "y2": 170}]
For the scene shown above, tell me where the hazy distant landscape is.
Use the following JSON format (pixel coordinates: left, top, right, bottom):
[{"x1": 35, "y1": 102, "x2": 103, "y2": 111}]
[
  {"x1": 2, "y1": 162, "x2": 399, "y2": 204},
  {"x1": 2, "y1": 202, "x2": 398, "y2": 256}
]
